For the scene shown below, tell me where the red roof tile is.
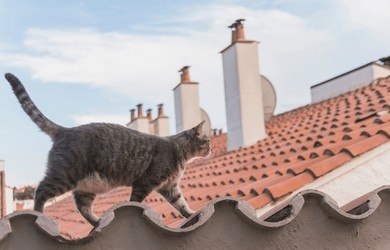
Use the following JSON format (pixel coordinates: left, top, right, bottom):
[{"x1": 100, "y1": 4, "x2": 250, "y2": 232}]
[{"x1": 44, "y1": 76, "x2": 390, "y2": 239}]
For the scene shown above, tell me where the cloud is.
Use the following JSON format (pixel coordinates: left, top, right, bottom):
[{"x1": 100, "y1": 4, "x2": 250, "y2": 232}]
[
  {"x1": 1, "y1": 2, "x2": 386, "y2": 130},
  {"x1": 340, "y1": 0, "x2": 390, "y2": 36},
  {"x1": 72, "y1": 113, "x2": 129, "y2": 126}
]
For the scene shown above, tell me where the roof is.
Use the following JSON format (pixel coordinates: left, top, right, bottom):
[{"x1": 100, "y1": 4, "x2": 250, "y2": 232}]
[
  {"x1": 3, "y1": 188, "x2": 390, "y2": 249},
  {"x1": 35, "y1": 75, "x2": 390, "y2": 239}
]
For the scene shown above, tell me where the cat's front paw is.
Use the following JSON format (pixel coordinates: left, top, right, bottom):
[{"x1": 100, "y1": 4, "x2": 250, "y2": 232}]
[
  {"x1": 180, "y1": 208, "x2": 195, "y2": 218},
  {"x1": 89, "y1": 218, "x2": 101, "y2": 233}
]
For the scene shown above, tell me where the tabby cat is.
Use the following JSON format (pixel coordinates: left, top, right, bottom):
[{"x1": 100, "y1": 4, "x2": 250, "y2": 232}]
[{"x1": 5, "y1": 73, "x2": 212, "y2": 226}]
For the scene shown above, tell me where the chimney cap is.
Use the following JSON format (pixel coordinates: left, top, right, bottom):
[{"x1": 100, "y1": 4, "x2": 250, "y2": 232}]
[
  {"x1": 379, "y1": 56, "x2": 390, "y2": 66},
  {"x1": 228, "y1": 19, "x2": 246, "y2": 29},
  {"x1": 179, "y1": 65, "x2": 191, "y2": 83},
  {"x1": 178, "y1": 65, "x2": 190, "y2": 72}
]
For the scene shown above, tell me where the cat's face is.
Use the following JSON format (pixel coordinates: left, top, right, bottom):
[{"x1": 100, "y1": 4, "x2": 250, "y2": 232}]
[{"x1": 188, "y1": 121, "x2": 212, "y2": 158}]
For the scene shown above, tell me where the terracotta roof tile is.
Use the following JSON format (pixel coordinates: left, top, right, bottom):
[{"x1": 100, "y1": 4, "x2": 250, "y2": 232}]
[
  {"x1": 306, "y1": 152, "x2": 353, "y2": 178},
  {"x1": 264, "y1": 172, "x2": 315, "y2": 200},
  {"x1": 43, "y1": 76, "x2": 390, "y2": 239},
  {"x1": 342, "y1": 133, "x2": 388, "y2": 157}
]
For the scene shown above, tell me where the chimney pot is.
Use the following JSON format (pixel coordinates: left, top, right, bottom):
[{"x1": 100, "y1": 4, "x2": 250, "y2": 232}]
[
  {"x1": 229, "y1": 19, "x2": 246, "y2": 43},
  {"x1": 379, "y1": 56, "x2": 390, "y2": 66},
  {"x1": 137, "y1": 103, "x2": 144, "y2": 117},
  {"x1": 179, "y1": 66, "x2": 191, "y2": 83},
  {"x1": 130, "y1": 109, "x2": 136, "y2": 122},
  {"x1": 146, "y1": 109, "x2": 153, "y2": 121},
  {"x1": 157, "y1": 104, "x2": 165, "y2": 117}
]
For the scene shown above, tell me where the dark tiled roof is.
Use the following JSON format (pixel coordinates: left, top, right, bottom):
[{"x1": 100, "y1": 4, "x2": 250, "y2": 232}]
[{"x1": 43, "y1": 76, "x2": 390, "y2": 239}]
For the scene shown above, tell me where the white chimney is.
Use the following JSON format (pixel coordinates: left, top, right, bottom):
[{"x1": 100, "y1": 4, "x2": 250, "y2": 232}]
[
  {"x1": 173, "y1": 66, "x2": 202, "y2": 133},
  {"x1": 221, "y1": 19, "x2": 267, "y2": 150},
  {"x1": 127, "y1": 104, "x2": 150, "y2": 134}
]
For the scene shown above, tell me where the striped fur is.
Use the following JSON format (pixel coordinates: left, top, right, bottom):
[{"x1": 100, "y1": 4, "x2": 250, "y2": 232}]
[
  {"x1": 5, "y1": 73, "x2": 65, "y2": 140},
  {"x1": 4, "y1": 73, "x2": 212, "y2": 226}
]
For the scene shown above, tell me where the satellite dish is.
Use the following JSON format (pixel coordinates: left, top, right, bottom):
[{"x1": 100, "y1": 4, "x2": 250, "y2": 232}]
[
  {"x1": 260, "y1": 75, "x2": 277, "y2": 121},
  {"x1": 200, "y1": 108, "x2": 212, "y2": 135}
]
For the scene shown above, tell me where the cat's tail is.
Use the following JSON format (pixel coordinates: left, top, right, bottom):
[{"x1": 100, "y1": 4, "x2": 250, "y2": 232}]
[{"x1": 5, "y1": 73, "x2": 65, "y2": 140}]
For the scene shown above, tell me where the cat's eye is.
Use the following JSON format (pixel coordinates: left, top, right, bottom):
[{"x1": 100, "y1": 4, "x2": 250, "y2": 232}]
[{"x1": 202, "y1": 139, "x2": 210, "y2": 144}]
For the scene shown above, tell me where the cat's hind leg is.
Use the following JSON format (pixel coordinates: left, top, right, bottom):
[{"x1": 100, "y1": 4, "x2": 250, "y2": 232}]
[
  {"x1": 158, "y1": 184, "x2": 195, "y2": 218},
  {"x1": 73, "y1": 190, "x2": 99, "y2": 226},
  {"x1": 34, "y1": 176, "x2": 75, "y2": 213}
]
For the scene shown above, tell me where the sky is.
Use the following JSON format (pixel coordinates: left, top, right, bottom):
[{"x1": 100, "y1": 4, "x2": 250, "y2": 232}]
[{"x1": 0, "y1": 0, "x2": 389, "y2": 187}]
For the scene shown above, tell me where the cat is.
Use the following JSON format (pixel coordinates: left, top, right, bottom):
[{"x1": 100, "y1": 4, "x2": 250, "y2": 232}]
[{"x1": 4, "y1": 72, "x2": 212, "y2": 226}]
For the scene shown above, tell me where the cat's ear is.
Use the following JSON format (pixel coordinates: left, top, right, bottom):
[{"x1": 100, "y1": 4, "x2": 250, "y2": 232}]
[{"x1": 192, "y1": 120, "x2": 205, "y2": 135}]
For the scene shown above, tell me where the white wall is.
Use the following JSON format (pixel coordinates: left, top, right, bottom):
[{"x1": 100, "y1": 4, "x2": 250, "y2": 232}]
[
  {"x1": 373, "y1": 64, "x2": 390, "y2": 79},
  {"x1": 127, "y1": 118, "x2": 150, "y2": 134},
  {"x1": 173, "y1": 83, "x2": 201, "y2": 133},
  {"x1": 153, "y1": 117, "x2": 170, "y2": 137},
  {"x1": 222, "y1": 41, "x2": 267, "y2": 150},
  {"x1": 311, "y1": 63, "x2": 390, "y2": 103}
]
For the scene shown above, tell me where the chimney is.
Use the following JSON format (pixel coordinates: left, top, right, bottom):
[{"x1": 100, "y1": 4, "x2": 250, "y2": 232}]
[
  {"x1": 229, "y1": 19, "x2": 246, "y2": 43},
  {"x1": 126, "y1": 104, "x2": 150, "y2": 134},
  {"x1": 153, "y1": 104, "x2": 170, "y2": 136},
  {"x1": 179, "y1": 66, "x2": 191, "y2": 83},
  {"x1": 146, "y1": 109, "x2": 153, "y2": 121},
  {"x1": 0, "y1": 160, "x2": 5, "y2": 218},
  {"x1": 130, "y1": 109, "x2": 136, "y2": 122},
  {"x1": 137, "y1": 103, "x2": 144, "y2": 117},
  {"x1": 146, "y1": 108, "x2": 154, "y2": 134},
  {"x1": 221, "y1": 19, "x2": 267, "y2": 150},
  {"x1": 158, "y1": 103, "x2": 165, "y2": 117},
  {"x1": 380, "y1": 56, "x2": 390, "y2": 67},
  {"x1": 173, "y1": 66, "x2": 202, "y2": 133}
]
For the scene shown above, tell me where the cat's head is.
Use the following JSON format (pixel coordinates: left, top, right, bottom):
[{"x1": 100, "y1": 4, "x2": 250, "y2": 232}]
[{"x1": 185, "y1": 121, "x2": 212, "y2": 159}]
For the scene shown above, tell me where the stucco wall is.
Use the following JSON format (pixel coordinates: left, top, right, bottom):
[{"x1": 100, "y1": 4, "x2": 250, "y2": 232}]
[
  {"x1": 173, "y1": 83, "x2": 201, "y2": 133},
  {"x1": 222, "y1": 41, "x2": 266, "y2": 151},
  {"x1": 2, "y1": 190, "x2": 390, "y2": 250}
]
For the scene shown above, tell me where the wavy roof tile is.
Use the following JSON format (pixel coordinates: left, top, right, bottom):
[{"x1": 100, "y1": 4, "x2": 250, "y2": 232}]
[
  {"x1": 3, "y1": 188, "x2": 390, "y2": 249},
  {"x1": 40, "y1": 76, "x2": 390, "y2": 239}
]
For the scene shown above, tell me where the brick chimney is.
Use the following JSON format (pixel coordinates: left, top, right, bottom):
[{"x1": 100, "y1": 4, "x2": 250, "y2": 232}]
[
  {"x1": 146, "y1": 109, "x2": 153, "y2": 121},
  {"x1": 130, "y1": 109, "x2": 136, "y2": 122},
  {"x1": 173, "y1": 66, "x2": 202, "y2": 133},
  {"x1": 221, "y1": 19, "x2": 267, "y2": 150},
  {"x1": 126, "y1": 104, "x2": 150, "y2": 134},
  {"x1": 146, "y1": 109, "x2": 154, "y2": 134},
  {"x1": 137, "y1": 104, "x2": 144, "y2": 117},
  {"x1": 180, "y1": 66, "x2": 191, "y2": 82}
]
